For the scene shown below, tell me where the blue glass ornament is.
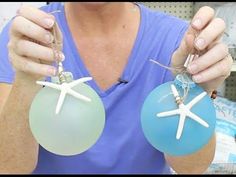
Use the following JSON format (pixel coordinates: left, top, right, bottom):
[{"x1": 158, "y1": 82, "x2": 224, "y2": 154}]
[{"x1": 141, "y1": 74, "x2": 216, "y2": 156}]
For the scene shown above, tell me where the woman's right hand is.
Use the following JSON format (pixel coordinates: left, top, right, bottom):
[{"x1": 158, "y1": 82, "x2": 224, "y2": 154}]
[{"x1": 7, "y1": 5, "x2": 64, "y2": 82}]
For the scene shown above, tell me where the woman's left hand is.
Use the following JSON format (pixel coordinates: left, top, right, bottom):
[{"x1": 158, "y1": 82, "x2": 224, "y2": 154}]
[{"x1": 171, "y1": 6, "x2": 233, "y2": 93}]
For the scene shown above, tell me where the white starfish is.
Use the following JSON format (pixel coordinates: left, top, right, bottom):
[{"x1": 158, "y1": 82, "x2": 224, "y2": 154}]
[
  {"x1": 37, "y1": 77, "x2": 92, "y2": 115},
  {"x1": 157, "y1": 84, "x2": 209, "y2": 140}
]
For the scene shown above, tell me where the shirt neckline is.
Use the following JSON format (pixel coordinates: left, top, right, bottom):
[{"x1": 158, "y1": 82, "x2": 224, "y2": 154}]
[{"x1": 58, "y1": 3, "x2": 145, "y2": 97}]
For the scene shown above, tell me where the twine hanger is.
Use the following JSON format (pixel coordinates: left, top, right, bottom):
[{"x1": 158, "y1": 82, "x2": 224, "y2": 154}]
[
  {"x1": 149, "y1": 29, "x2": 201, "y2": 105},
  {"x1": 49, "y1": 10, "x2": 67, "y2": 84}
]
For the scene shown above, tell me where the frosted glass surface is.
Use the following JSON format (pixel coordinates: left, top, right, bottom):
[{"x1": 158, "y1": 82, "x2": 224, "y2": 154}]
[
  {"x1": 29, "y1": 83, "x2": 105, "y2": 156},
  {"x1": 141, "y1": 81, "x2": 216, "y2": 156}
]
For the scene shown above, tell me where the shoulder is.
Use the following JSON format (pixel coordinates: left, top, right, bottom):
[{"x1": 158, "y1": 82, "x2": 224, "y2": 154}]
[
  {"x1": 135, "y1": 4, "x2": 190, "y2": 82},
  {"x1": 139, "y1": 3, "x2": 188, "y2": 31},
  {"x1": 39, "y1": 2, "x2": 63, "y2": 13},
  {"x1": 139, "y1": 3, "x2": 189, "y2": 53}
]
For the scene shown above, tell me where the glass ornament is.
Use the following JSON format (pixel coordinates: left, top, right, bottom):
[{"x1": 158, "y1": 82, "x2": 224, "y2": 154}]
[
  {"x1": 29, "y1": 74, "x2": 105, "y2": 156},
  {"x1": 29, "y1": 21, "x2": 105, "y2": 156},
  {"x1": 141, "y1": 58, "x2": 216, "y2": 156}
]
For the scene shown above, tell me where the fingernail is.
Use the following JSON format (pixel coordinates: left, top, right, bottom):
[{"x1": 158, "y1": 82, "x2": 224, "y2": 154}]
[
  {"x1": 44, "y1": 18, "x2": 54, "y2": 28},
  {"x1": 192, "y1": 75, "x2": 202, "y2": 83},
  {"x1": 45, "y1": 33, "x2": 53, "y2": 43},
  {"x1": 59, "y1": 52, "x2": 65, "y2": 61},
  {"x1": 48, "y1": 67, "x2": 57, "y2": 76},
  {"x1": 188, "y1": 64, "x2": 198, "y2": 74},
  {"x1": 192, "y1": 18, "x2": 202, "y2": 28},
  {"x1": 195, "y1": 38, "x2": 205, "y2": 49}
]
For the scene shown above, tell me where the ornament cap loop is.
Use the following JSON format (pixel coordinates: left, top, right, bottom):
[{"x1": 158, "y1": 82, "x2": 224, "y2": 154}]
[{"x1": 174, "y1": 73, "x2": 196, "y2": 89}]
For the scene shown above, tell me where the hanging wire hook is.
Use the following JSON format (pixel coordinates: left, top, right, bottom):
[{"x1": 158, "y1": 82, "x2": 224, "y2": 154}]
[
  {"x1": 47, "y1": 10, "x2": 68, "y2": 84},
  {"x1": 149, "y1": 27, "x2": 202, "y2": 104}
]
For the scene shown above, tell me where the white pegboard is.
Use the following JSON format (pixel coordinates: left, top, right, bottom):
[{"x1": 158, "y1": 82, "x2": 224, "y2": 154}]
[
  {"x1": 225, "y1": 73, "x2": 236, "y2": 101},
  {"x1": 140, "y1": 2, "x2": 194, "y2": 21}
]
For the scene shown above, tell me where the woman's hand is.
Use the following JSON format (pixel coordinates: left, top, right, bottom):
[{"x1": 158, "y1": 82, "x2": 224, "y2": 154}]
[
  {"x1": 171, "y1": 6, "x2": 233, "y2": 93},
  {"x1": 168, "y1": 6, "x2": 233, "y2": 174},
  {"x1": 7, "y1": 5, "x2": 64, "y2": 82}
]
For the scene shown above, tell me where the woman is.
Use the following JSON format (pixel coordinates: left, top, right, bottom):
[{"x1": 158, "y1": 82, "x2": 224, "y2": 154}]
[{"x1": 0, "y1": 2, "x2": 233, "y2": 174}]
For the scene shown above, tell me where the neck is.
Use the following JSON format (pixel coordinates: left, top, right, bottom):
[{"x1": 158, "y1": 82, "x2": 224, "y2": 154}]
[{"x1": 64, "y1": 2, "x2": 139, "y2": 35}]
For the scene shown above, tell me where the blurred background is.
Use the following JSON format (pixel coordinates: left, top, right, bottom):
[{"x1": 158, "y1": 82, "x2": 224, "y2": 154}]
[{"x1": 0, "y1": 2, "x2": 235, "y2": 174}]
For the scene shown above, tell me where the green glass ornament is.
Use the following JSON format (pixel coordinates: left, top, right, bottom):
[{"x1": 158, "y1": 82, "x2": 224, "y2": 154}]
[{"x1": 29, "y1": 74, "x2": 105, "y2": 156}]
